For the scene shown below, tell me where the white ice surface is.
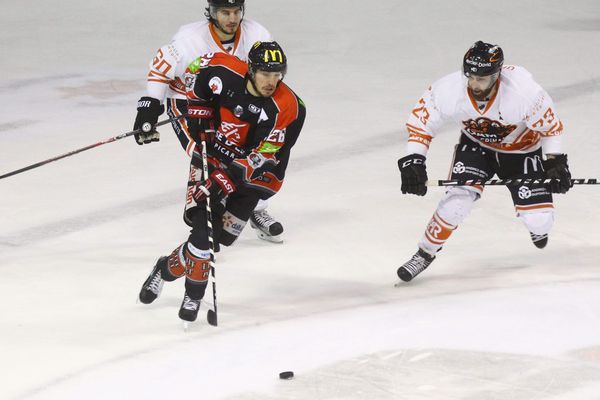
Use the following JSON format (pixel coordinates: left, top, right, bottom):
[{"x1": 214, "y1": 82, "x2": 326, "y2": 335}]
[{"x1": 2, "y1": 1, "x2": 600, "y2": 399}]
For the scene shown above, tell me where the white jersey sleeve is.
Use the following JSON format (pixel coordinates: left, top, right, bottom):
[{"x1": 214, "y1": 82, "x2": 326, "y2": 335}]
[
  {"x1": 521, "y1": 77, "x2": 564, "y2": 154},
  {"x1": 145, "y1": 19, "x2": 273, "y2": 101},
  {"x1": 146, "y1": 42, "x2": 182, "y2": 101},
  {"x1": 405, "y1": 72, "x2": 460, "y2": 156}
]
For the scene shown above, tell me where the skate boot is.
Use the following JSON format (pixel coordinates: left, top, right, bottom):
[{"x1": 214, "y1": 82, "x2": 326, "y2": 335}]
[
  {"x1": 250, "y1": 209, "x2": 284, "y2": 243},
  {"x1": 396, "y1": 248, "x2": 436, "y2": 282},
  {"x1": 138, "y1": 256, "x2": 166, "y2": 304},
  {"x1": 178, "y1": 292, "x2": 201, "y2": 322},
  {"x1": 530, "y1": 232, "x2": 548, "y2": 249}
]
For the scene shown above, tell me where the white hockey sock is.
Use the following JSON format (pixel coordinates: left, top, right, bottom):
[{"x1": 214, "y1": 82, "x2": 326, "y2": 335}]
[
  {"x1": 418, "y1": 187, "x2": 479, "y2": 255},
  {"x1": 517, "y1": 209, "x2": 554, "y2": 235}
]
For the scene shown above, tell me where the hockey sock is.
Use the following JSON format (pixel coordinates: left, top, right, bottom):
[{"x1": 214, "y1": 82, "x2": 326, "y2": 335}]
[
  {"x1": 183, "y1": 242, "x2": 211, "y2": 300},
  {"x1": 161, "y1": 243, "x2": 186, "y2": 281},
  {"x1": 418, "y1": 187, "x2": 477, "y2": 254}
]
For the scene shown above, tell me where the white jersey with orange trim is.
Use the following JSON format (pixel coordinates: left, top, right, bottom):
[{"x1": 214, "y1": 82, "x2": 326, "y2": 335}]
[
  {"x1": 405, "y1": 65, "x2": 564, "y2": 156},
  {"x1": 146, "y1": 19, "x2": 272, "y2": 101}
]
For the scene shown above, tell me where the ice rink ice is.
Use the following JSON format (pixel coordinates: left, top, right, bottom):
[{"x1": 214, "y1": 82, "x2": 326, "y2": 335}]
[{"x1": 2, "y1": 1, "x2": 600, "y2": 399}]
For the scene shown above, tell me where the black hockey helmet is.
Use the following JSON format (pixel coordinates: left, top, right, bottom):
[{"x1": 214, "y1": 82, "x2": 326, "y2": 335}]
[
  {"x1": 248, "y1": 41, "x2": 288, "y2": 77},
  {"x1": 206, "y1": 0, "x2": 245, "y2": 21},
  {"x1": 463, "y1": 41, "x2": 504, "y2": 77}
]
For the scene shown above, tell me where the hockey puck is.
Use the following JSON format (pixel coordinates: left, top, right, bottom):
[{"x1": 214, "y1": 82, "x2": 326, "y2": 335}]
[{"x1": 279, "y1": 371, "x2": 294, "y2": 380}]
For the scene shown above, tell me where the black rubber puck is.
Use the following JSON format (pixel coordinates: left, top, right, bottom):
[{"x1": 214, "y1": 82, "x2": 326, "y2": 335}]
[{"x1": 279, "y1": 371, "x2": 294, "y2": 380}]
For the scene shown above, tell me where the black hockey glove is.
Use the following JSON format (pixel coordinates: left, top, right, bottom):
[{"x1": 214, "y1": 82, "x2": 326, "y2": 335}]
[
  {"x1": 133, "y1": 97, "x2": 164, "y2": 145},
  {"x1": 543, "y1": 153, "x2": 572, "y2": 194},
  {"x1": 192, "y1": 169, "x2": 237, "y2": 204},
  {"x1": 187, "y1": 103, "x2": 216, "y2": 145},
  {"x1": 398, "y1": 154, "x2": 428, "y2": 196}
]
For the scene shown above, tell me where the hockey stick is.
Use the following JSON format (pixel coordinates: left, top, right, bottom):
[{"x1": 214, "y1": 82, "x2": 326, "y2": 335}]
[
  {"x1": 428, "y1": 178, "x2": 599, "y2": 186},
  {"x1": 0, "y1": 116, "x2": 183, "y2": 181},
  {"x1": 199, "y1": 139, "x2": 218, "y2": 327}
]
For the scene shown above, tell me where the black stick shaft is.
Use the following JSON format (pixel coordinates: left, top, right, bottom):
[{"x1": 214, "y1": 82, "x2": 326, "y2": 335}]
[
  {"x1": 430, "y1": 178, "x2": 599, "y2": 186},
  {"x1": 0, "y1": 117, "x2": 180, "y2": 180},
  {"x1": 199, "y1": 139, "x2": 218, "y2": 327}
]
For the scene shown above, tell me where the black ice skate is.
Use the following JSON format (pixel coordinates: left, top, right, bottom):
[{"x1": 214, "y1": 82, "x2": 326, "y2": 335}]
[
  {"x1": 250, "y1": 209, "x2": 284, "y2": 243},
  {"x1": 138, "y1": 256, "x2": 166, "y2": 304},
  {"x1": 178, "y1": 292, "x2": 201, "y2": 322},
  {"x1": 530, "y1": 232, "x2": 548, "y2": 249},
  {"x1": 396, "y1": 248, "x2": 436, "y2": 283}
]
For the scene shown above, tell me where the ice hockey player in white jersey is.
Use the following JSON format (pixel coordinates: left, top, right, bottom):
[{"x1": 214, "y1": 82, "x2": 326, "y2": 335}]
[
  {"x1": 396, "y1": 41, "x2": 573, "y2": 283},
  {"x1": 132, "y1": 0, "x2": 285, "y2": 242}
]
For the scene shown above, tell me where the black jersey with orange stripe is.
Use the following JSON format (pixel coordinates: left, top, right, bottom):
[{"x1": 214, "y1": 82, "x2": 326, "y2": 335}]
[{"x1": 185, "y1": 52, "x2": 305, "y2": 195}]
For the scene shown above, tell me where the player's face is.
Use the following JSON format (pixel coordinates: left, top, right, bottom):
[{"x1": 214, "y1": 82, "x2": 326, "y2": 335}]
[
  {"x1": 253, "y1": 70, "x2": 283, "y2": 97},
  {"x1": 467, "y1": 73, "x2": 498, "y2": 100},
  {"x1": 214, "y1": 7, "x2": 243, "y2": 35}
]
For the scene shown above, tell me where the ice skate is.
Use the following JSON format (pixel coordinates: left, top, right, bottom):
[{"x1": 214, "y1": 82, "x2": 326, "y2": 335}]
[
  {"x1": 396, "y1": 248, "x2": 436, "y2": 284},
  {"x1": 530, "y1": 232, "x2": 548, "y2": 249},
  {"x1": 138, "y1": 256, "x2": 166, "y2": 304},
  {"x1": 250, "y1": 209, "x2": 284, "y2": 243},
  {"x1": 178, "y1": 292, "x2": 201, "y2": 323}
]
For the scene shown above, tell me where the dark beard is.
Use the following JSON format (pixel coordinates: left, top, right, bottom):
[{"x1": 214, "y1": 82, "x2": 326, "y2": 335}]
[{"x1": 471, "y1": 81, "x2": 496, "y2": 101}]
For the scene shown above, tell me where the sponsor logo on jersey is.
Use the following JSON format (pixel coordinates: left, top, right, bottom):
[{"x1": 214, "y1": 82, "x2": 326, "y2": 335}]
[
  {"x1": 518, "y1": 186, "x2": 532, "y2": 199},
  {"x1": 209, "y1": 77, "x2": 223, "y2": 94},
  {"x1": 453, "y1": 161, "x2": 466, "y2": 174},
  {"x1": 219, "y1": 121, "x2": 247, "y2": 142},
  {"x1": 463, "y1": 117, "x2": 516, "y2": 143},
  {"x1": 248, "y1": 104, "x2": 261, "y2": 114},
  {"x1": 523, "y1": 155, "x2": 542, "y2": 174}
]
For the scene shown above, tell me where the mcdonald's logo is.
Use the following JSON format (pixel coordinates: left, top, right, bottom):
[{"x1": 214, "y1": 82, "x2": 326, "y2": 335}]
[{"x1": 264, "y1": 49, "x2": 283, "y2": 63}]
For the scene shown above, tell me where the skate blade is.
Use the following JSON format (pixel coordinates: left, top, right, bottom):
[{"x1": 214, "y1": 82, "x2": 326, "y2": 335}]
[
  {"x1": 255, "y1": 230, "x2": 283, "y2": 243},
  {"x1": 182, "y1": 320, "x2": 192, "y2": 331}
]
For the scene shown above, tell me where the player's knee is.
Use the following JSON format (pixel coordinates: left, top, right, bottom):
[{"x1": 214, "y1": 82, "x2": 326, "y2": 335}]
[
  {"x1": 437, "y1": 187, "x2": 479, "y2": 226},
  {"x1": 518, "y1": 210, "x2": 554, "y2": 235}
]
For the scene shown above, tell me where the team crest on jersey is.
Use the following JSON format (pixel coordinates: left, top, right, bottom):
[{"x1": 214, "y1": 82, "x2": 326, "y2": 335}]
[
  {"x1": 463, "y1": 117, "x2": 516, "y2": 143},
  {"x1": 184, "y1": 73, "x2": 196, "y2": 90},
  {"x1": 234, "y1": 105, "x2": 244, "y2": 118},
  {"x1": 209, "y1": 77, "x2": 223, "y2": 94}
]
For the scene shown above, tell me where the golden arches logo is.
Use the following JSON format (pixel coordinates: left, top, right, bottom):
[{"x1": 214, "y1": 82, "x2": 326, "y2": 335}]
[{"x1": 263, "y1": 49, "x2": 283, "y2": 63}]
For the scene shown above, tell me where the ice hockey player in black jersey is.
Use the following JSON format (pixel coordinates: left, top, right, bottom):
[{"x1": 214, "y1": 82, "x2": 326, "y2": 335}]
[
  {"x1": 138, "y1": 41, "x2": 306, "y2": 323},
  {"x1": 132, "y1": 0, "x2": 286, "y2": 243}
]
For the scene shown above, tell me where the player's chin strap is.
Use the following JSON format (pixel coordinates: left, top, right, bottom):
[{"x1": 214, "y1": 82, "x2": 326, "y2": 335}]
[
  {"x1": 429, "y1": 178, "x2": 599, "y2": 186},
  {"x1": 0, "y1": 116, "x2": 185, "y2": 181}
]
